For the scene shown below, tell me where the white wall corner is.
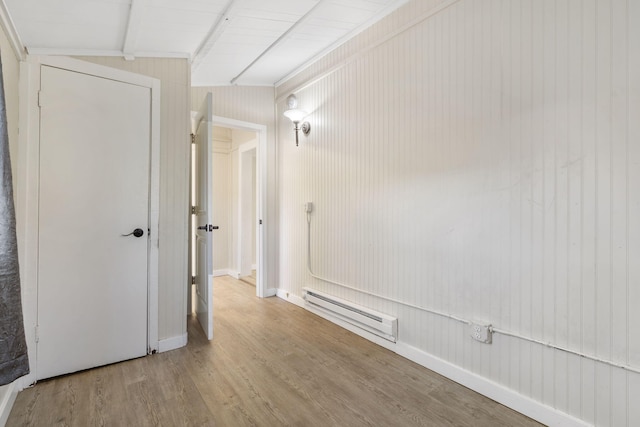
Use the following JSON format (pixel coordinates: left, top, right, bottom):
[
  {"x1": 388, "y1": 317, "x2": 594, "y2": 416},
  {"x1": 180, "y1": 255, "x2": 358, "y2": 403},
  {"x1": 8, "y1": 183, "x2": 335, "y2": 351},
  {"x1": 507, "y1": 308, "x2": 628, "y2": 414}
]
[
  {"x1": 0, "y1": 381, "x2": 19, "y2": 427},
  {"x1": 157, "y1": 333, "x2": 187, "y2": 353}
]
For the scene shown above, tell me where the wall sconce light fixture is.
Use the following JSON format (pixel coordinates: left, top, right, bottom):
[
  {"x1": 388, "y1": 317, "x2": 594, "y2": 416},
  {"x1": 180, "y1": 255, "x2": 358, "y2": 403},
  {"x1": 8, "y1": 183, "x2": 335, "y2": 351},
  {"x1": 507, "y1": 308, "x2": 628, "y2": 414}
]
[{"x1": 283, "y1": 94, "x2": 310, "y2": 146}]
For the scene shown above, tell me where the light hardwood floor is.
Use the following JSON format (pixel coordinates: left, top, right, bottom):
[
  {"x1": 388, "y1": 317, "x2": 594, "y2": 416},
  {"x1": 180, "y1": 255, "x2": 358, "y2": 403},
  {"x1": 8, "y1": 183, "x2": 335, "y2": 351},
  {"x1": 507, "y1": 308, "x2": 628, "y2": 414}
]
[
  {"x1": 239, "y1": 270, "x2": 256, "y2": 287},
  {"x1": 8, "y1": 276, "x2": 543, "y2": 426}
]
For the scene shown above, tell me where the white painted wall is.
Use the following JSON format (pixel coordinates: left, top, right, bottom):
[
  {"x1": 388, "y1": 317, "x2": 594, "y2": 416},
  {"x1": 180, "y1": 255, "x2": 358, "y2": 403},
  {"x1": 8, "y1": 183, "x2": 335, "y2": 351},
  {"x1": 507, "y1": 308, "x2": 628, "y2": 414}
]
[
  {"x1": 231, "y1": 130, "x2": 256, "y2": 278},
  {"x1": 275, "y1": 1, "x2": 640, "y2": 426},
  {"x1": 238, "y1": 143, "x2": 257, "y2": 277},
  {"x1": 211, "y1": 126, "x2": 232, "y2": 274},
  {"x1": 252, "y1": 154, "x2": 257, "y2": 267},
  {"x1": 76, "y1": 57, "x2": 191, "y2": 343},
  {"x1": 211, "y1": 150, "x2": 230, "y2": 273}
]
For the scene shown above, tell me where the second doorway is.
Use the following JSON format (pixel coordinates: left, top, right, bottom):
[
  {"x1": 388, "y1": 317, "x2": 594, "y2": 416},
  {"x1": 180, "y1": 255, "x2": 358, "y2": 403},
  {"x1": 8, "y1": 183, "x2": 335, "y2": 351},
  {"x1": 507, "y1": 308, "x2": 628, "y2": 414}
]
[{"x1": 210, "y1": 126, "x2": 258, "y2": 285}]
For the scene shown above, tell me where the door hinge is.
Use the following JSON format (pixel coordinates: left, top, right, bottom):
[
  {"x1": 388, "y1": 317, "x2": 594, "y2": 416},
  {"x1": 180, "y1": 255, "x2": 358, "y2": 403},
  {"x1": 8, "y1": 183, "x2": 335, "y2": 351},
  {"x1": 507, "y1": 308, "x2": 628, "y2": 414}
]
[
  {"x1": 259, "y1": 219, "x2": 263, "y2": 225},
  {"x1": 35, "y1": 325, "x2": 39, "y2": 343},
  {"x1": 191, "y1": 276, "x2": 196, "y2": 285},
  {"x1": 191, "y1": 205, "x2": 196, "y2": 215},
  {"x1": 191, "y1": 133, "x2": 195, "y2": 144},
  {"x1": 38, "y1": 90, "x2": 44, "y2": 108}
]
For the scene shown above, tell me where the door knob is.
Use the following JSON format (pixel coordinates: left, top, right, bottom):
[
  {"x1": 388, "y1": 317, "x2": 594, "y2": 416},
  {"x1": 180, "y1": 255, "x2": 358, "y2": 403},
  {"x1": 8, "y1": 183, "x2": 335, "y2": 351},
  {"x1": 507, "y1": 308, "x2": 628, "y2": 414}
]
[{"x1": 122, "y1": 228, "x2": 144, "y2": 237}]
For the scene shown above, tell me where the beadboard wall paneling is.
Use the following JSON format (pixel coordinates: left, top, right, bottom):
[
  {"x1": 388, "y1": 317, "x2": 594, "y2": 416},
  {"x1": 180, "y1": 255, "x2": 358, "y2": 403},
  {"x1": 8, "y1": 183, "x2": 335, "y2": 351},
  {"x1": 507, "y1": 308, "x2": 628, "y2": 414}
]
[
  {"x1": 191, "y1": 87, "x2": 276, "y2": 289},
  {"x1": 76, "y1": 57, "x2": 191, "y2": 341},
  {"x1": 275, "y1": 0, "x2": 639, "y2": 426}
]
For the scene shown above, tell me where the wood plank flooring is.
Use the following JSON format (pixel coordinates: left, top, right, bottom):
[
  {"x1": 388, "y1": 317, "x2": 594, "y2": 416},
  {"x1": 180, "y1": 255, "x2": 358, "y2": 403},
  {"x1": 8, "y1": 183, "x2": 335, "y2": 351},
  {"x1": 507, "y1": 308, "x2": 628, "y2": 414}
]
[
  {"x1": 239, "y1": 270, "x2": 256, "y2": 287},
  {"x1": 7, "y1": 276, "x2": 543, "y2": 426}
]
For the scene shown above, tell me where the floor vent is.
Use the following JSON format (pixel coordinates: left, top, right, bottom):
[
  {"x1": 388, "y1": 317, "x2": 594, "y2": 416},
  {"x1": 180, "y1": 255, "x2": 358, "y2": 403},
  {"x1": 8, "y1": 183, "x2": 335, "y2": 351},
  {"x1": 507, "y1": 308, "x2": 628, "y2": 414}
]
[{"x1": 303, "y1": 288, "x2": 397, "y2": 342}]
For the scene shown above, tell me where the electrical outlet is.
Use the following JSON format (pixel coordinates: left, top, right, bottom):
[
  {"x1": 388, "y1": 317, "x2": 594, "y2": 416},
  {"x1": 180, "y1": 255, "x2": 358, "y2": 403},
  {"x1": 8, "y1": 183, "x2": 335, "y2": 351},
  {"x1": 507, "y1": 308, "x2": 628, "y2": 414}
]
[{"x1": 469, "y1": 322, "x2": 492, "y2": 344}]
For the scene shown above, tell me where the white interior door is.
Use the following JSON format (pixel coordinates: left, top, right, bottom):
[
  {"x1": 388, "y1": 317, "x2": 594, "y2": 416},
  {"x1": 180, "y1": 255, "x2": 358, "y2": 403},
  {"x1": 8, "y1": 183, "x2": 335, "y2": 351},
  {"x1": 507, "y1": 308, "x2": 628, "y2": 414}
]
[
  {"x1": 193, "y1": 93, "x2": 214, "y2": 340},
  {"x1": 37, "y1": 65, "x2": 150, "y2": 380}
]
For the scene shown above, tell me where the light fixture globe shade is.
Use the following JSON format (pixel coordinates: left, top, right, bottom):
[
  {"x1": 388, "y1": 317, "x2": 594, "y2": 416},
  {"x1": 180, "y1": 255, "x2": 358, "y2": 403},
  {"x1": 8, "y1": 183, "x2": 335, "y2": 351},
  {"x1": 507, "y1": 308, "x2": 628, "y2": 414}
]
[{"x1": 283, "y1": 108, "x2": 307, "y2": 123}]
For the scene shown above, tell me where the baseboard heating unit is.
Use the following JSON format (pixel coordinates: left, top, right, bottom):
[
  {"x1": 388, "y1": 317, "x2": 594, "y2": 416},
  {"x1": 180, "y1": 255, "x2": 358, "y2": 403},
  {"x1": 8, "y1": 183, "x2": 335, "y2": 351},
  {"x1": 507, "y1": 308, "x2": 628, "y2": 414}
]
[{"x1": 303, "y1": 288, "x2": 398, "y2": 342}]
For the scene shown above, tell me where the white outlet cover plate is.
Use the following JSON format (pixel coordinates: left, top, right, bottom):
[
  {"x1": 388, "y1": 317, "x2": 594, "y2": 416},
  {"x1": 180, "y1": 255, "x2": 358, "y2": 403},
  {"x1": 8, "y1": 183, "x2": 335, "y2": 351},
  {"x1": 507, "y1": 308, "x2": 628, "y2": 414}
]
[{"x1": 469, "y1": 322, "x2": 492, "y2": 344}]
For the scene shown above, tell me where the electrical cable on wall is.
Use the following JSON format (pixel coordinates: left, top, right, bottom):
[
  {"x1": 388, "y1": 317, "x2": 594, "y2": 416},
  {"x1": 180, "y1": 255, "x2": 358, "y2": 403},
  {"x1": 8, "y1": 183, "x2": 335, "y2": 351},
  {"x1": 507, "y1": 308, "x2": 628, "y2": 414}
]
[
  {"x1": 306, "y1": 208, "x2": 467, "y2": 325},
  {"x1": 304, "y1": 203, "x2": 640, "y2": 375}
]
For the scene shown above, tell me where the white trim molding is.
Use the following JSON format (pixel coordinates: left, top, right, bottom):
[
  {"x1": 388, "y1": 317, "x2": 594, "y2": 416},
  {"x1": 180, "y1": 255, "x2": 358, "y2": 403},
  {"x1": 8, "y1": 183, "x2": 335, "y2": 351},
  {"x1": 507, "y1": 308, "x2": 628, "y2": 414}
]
[
  {"x1": 276, "y1": 289, "x2": 305, "y2": 307},
  {"x1": 26, "y1": 47, "x2": 190, "y2": 60},
  {"x1": 0, "y1": 0, "x2": 25, "y2": 60},
  {"x1": 0, "y1": 381, "x2": 19, "y2": 426},
  {"x1": 392, "y1": 343, "x2": 590, "y2": 427},
  {"x1": 213, "y1": 269, "x2": 229, "y2": 277},
  {"x1": 158, "y1": 333, "x2": 188, "y2": 353}
]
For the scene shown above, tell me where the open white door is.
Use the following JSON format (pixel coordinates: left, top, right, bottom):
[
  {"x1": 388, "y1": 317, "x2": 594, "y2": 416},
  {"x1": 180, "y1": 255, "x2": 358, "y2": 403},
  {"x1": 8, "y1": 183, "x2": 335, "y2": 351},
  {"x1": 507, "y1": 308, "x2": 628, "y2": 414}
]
[{"x1": 193, "y1": 93, "x2": 214, "y2": 340}]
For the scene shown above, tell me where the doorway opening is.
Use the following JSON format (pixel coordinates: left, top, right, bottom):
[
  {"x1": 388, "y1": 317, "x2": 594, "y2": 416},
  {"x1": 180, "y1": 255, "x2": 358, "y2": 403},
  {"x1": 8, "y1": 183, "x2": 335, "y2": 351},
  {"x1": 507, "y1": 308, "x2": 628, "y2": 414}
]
[
  {"x1": 190, "y1": 115, "x2": 268, "y2": 314},
  {"x1": 237, "y1": 142, "x2": 258, "y2": 287},
  {"x1": 212, "y1": 116, "x2": 270, "y2": 298}
]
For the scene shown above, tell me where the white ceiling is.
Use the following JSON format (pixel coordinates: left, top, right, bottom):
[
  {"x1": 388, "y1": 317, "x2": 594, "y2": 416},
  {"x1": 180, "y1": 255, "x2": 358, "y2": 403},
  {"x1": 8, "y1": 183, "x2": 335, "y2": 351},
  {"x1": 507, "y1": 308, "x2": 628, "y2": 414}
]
[{"x1": 4, "y1": 0, "x2": 408, "y2": 86}]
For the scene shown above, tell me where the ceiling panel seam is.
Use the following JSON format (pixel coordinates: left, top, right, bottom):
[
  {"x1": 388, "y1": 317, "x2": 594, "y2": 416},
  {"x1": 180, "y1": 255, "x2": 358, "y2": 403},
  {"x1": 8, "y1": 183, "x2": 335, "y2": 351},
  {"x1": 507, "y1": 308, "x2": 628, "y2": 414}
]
[
  {"x1": 191, "y1": 0, "x2": 238, "y2": 69},
  {"x1": 229, "y1": 0, "x2": 325, "y2": 85}
]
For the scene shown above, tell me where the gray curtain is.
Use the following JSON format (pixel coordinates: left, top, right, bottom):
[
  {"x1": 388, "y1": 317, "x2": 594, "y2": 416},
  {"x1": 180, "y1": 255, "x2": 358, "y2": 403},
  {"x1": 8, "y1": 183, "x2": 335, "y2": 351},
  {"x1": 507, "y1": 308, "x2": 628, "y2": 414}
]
[{"x1": 0, "y1": 51, "x2": 29, "y2": 386}]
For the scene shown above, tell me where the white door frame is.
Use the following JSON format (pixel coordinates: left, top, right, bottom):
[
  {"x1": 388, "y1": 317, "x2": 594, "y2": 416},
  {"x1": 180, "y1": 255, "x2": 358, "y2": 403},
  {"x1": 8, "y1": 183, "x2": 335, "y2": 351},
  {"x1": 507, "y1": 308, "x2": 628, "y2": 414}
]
[
  {"x1": 212, "y1": 115, "x2": 268, "y2": 298},
  {"x1": 17, "y1": 56, "x2": 161, "y2": 386}
]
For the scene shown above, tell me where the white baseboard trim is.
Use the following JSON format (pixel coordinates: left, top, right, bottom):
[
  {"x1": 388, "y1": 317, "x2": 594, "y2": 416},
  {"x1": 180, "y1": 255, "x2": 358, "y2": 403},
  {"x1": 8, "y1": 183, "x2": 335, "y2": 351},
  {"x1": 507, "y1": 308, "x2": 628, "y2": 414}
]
[
  {"x1": 0, "y1": 381, "x2": 19, "y2": 427},
  {"x1": 276, "y1": 289, "x2": 305, "y2": 306},
  {"x1": 213, "y1": 269, "x2": 229, "y2": 277},
  {"x1": 393, "y1": 343, "x2": 590, "y2": 427},
  {"x1": 264, "y1": 287, "x2": 277, "y2": 297},
  {"x1": 278, "y1": 290, "x2": 590, "y2": 427},
  {"x1": 228, "y1": 270, "x2": 240, "y2": 279},
  {"x1": 158, "y1": 333, "x2": 188, "y2": 353}
]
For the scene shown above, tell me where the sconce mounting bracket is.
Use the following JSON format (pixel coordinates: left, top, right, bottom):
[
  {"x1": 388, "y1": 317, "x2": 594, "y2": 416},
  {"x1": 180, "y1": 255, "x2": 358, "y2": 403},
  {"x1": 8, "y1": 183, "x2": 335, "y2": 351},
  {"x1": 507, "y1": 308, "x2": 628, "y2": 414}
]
[{"x1": 301, "y1": 121, "x2": 311, "y2": 136}]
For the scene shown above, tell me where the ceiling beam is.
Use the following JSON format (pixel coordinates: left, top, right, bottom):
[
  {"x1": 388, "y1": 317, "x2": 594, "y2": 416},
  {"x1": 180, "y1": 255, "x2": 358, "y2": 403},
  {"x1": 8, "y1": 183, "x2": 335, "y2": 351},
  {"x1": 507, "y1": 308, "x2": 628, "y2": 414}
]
[
  {"x1": 0, "y1": 0, "x2": 25, "y2": 60},
  {"x1": 191, "y1": 0, "x2": 238, "y2": 70},
  {"x1": 122, "y1": 0, "x2": 145, "y2": 60},
  {"x1": 229, "y1": 0, "x2": 325, "y2": 85}
]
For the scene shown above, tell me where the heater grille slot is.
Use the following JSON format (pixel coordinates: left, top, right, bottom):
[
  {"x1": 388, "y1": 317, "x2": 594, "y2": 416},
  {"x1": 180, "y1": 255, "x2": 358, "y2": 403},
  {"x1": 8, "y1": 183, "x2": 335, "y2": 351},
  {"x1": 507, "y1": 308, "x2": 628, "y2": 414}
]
[
  {"x1": 303, "y1": 288, "x2": 397, "y2": 342},
  {"x1": 306, "y1": 291, "x2": 383, "y2": 322}
]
